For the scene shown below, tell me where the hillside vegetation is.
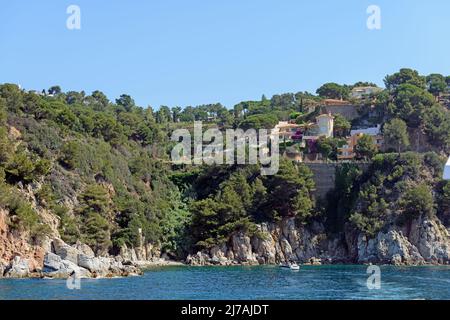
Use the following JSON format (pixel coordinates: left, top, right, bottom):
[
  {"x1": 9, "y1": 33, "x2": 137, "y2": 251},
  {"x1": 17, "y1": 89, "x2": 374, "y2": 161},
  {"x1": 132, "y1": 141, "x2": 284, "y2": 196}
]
[{"x1": 0, "y1": 68, "x2": 449, "y2": 261}]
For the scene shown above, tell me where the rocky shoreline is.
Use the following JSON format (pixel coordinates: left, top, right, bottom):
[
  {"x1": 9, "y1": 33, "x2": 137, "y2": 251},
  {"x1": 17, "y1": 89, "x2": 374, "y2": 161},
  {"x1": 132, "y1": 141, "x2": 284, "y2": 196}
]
[
  {"x1": 0, "y1": 205, "x2": 184, "y2": 279},
  {"x1": 0, "y1": 238, "x2": 184, "y2": 279},
  {"x1": 185, "y1": 216, "x2": 450, "y2": 267},
  {"x1": 2, "y1": 215, "x2": 450, "y2": 279}
]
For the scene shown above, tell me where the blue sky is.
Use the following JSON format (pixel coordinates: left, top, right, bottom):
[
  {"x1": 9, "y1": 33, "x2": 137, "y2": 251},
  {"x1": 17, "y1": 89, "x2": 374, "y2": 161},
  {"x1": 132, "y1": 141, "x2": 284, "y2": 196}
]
[{"x1": 1, "y1": 0, "x2": 449, "y2": 109}]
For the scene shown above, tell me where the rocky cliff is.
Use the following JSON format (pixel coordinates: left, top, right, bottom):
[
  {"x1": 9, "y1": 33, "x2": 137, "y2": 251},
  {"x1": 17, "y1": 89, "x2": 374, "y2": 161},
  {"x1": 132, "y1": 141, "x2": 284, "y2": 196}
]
[
  {"x1": 0, "y1": 207, "x2": 172, "y2": 279},
  {"x1": 0, "y1": 208, "x2": 47, "y2": 276},
  {"x1": 351, "y1": 217, "x2": 450, "y2": 265},
  {"x1": 187, "y1": 216, "x2": 450, "y2": 266},
  {"x1": 3, "y1": 210, "x2": 450, "y2": 278}
]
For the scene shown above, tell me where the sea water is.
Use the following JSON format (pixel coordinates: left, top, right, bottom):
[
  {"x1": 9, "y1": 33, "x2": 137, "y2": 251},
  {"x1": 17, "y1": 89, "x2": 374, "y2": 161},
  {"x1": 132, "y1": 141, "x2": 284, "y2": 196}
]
[{"x1": 1, "y1": 265, "x2": 450, "y2": 300}]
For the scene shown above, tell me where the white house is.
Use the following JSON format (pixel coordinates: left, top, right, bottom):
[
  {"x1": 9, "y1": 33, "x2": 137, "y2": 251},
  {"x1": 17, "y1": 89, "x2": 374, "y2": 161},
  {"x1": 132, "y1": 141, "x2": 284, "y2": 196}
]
[
  {"x1": 351, "y1": 86, "x2": 382, "y2": 99},
  {"x1": 316, "y1": 113, "x2": 334, "y2": 138},
  {"x1": 350, "y1": 124, "x2": 381, "y2": 136}
]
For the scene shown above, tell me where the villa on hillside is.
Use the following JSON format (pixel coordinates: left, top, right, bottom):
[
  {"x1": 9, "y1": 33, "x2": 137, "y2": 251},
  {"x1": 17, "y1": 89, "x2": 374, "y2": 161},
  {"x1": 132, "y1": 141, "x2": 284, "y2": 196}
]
[
  {"x1": 272, "y1": 121, "x2": 303, "y2": 142},
  {"x1": 350, "y1": 86, "x2": 382, "y2": 99},
  {"x1": 271, "y1": 114, "x2": 334, "y2": 143},
  {"x1": 272, "y1": 115, "x2": 386, "y2": 163},
  {"x1": 338, "y1": 125, "x2": 383, "y2": 160},
  {"x1": 300, "y1": 113, "x2": 334, "y2": 141},
  {"x1": 301, "y1": 113, "x2": 334, "y2": 157},
  {"x1": 271, "y1": 113, "x2": 335, "y2": 161}
]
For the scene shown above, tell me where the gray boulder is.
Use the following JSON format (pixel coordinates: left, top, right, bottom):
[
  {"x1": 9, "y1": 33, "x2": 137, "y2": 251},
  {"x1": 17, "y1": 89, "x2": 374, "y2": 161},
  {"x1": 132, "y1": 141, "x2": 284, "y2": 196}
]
[
  {"x1": 120, "y1": 244, "x2": 138, "y2": 262},
  {"x1": 74, "y1": 241, "x2": 95, "y2": 258},
  {"x1": 52, "y1": 239, "x2": 79, "y2": 264},
  {"x1": 186, "y1": 252, "x2": 209, "y2": 266},
  {"x1": 121, "y1": 264, "x2": 141, "y2": 276},
  {"x1": 5, "y1": 256, "x2": 30, "y2": 278},
  {"x1": 77, "y1": 254, "x2": 101, "y2": 273},
  {"x1": 44, "y1": 259, "x2": 91, "y2": 279},
  {"x1": 43, "y1": 251, "x2": 93, "y2": 278},
  {"x1": 77, "y1": 255, "x2": 126, "y2": 276},
  {"x1": 43, "y1": 252, "x2": 63, "y2": 271},
  {"x1": 97, "y1": 257, "x2": 114, "y2": 275},
  {"x1": 43, "y1": 238, "x2": 143, "y2": 278}
]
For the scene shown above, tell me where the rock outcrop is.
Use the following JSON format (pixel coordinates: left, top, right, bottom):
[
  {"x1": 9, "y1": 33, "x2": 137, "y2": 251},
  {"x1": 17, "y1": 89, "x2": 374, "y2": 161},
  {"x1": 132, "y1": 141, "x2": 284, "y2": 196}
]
[
  {"x1": 352, "y1": 218, "x2": 450, "y2": 265},
  {"x1": 0, "y1": 209, "x2": 47, "y2": 276},
  {"x1": 355, "y1": 231, "x2": 424, "y2": 265},
  {"x1": 43, "y1": 252, "x2": 92, "y2": 278},
  {"x1": 4, "y1": 256, "x2": 31, "y2": 278},
  {"x1": 1, "y1": 203, "x2": 173, "y2": 279},
  {"x1": 42, "y1": 239, "x2": 142, "y2": 278},
  {"x1": 409, "y1": 218, "x2": 450, "y2": 264},
  {"x1": 187, "y1": 218, "x2": 337, "y2": 266},
  {"x1": 52, "y1": 239, "x2": 80, "y2": 264},
  {"x1": 187, "y1": 216, "x2": 450, "y2": 266},
  {"x1": 2, "y1": 238, "x2": 144, "y2": 279}
]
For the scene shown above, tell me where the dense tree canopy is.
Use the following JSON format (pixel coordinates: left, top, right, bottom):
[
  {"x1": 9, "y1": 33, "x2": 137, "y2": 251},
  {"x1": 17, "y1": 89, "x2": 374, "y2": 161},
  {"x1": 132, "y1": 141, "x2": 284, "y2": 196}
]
[
  {"x1": 355, "y1": 134, "x2": 378, "y2": 160},
  {"x1": 383, "y1": 118, "x2": 410, "y2": 153},
  {"x1": 384, "y1": 68, "x2": 426, "y2": 91},
  {"x1": 426, "y1": 73, "x2": 448, "y2": 97},
  {"x1": 374, "y1": 68, "x2": 450, "y2": 152},
  {"x1": 188, "y1": 161, "x2": 315, "y2": 249},
  {"x1": 316, "y1": 83, "x2": 350, "y2": 100}
]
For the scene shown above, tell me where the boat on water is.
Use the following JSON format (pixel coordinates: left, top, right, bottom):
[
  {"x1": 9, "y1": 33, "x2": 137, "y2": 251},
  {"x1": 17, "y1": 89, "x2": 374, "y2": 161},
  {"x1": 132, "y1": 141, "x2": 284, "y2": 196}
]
[{"x1": 280, "y1": 262, "x2": 300, "y2": 270}]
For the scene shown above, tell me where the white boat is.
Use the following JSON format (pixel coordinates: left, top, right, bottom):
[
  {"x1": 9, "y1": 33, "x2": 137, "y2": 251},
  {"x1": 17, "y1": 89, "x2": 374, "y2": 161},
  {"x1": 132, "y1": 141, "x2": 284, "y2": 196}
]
[
  {"x1": 280, "y1": 262, "x2": 300, "y2": 270},
  {"x1": 289, "y1": 263, "x2": 300, "y2": 270}
]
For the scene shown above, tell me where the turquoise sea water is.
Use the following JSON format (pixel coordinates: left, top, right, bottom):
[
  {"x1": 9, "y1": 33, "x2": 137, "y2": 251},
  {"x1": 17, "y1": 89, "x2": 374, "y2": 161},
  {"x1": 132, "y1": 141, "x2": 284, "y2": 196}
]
[{"x1": 1, "y1": 265, "x2": 450, "y2": 300}]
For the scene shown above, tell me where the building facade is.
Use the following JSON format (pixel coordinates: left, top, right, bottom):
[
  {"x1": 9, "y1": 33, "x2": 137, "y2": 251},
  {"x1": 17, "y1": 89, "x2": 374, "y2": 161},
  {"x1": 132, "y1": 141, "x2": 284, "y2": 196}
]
[
  {"x1": 350, "y1": 86, "x2": 383, "y2": 99},
  {"x1": 338, "y1": 125, "x2": 383, "y2": 160}
]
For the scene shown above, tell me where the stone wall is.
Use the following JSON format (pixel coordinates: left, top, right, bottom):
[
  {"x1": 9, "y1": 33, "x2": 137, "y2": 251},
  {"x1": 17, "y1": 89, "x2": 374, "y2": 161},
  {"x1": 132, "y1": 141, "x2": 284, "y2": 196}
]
[
  {"x1": 304, "y1": 162, "x2": 370, "y2": 199},
  {"x1": 323, "y1": 105, "x2": 359, "y2": 121},
  {"x1": 305, "y1": 163, "x2": 337, "y2": 199}
]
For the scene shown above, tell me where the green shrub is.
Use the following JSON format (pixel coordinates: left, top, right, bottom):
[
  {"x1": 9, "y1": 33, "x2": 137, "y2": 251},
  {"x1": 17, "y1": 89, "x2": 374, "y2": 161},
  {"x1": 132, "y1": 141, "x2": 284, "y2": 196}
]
[
  {"x1": 78, "y1": 184, "x2": 111, "y2": 217},
  {"x1": 30, "y1": 223, "x2": 52, "y2": 242},
  {"x1": 0, "y1": 127, "x2": 12, "y2": 165},
  {"x1": 82, "y1": 212, "x2": 112, "y2": 254},
  {"x1": 349, "y1": 212, "x2": 383, "y2": 237},
  {"x1": 0, "y1": 185, "x2": 44, "y2": 234},
  {"x1": 5, "y1": 152, "x2": 37, "y2": 182},
  {"x1": 55, "y1": 205, "x2": 80, "y2": 245},
  {"x1": 400, "y1": 184, "x2": 434, "y2": 219}
]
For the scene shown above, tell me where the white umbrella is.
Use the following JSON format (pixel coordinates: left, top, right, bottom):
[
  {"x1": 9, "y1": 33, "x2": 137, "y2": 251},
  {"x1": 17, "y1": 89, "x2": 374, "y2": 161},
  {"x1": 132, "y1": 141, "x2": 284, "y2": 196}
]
[{"x1": 444, "y1": 156, "x2": 450, "y2": 180}]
